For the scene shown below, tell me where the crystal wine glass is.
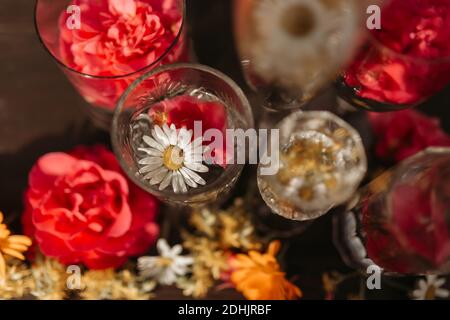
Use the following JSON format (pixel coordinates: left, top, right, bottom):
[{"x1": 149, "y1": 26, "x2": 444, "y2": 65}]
[
  {"x1": 334, "y1": 147, "x2": 450, "y2": 275},
  {"x1": 112, "y1": 63, "x2": 254, "y2": 207},
  {"x1": 257, "y1": 111, "x2": 367, "y2": 221},
  {"x1": 233, "y1": 0, "x2": 367, "y2": 111},
  {"x1": 336, "y1": 0, "x2": 450, "y2": 112},
  {"x1": 35, "y1": 0, "x2": 189, "y2": 129}
]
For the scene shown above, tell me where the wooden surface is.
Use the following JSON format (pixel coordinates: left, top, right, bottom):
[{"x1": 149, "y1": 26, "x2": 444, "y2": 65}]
[{"x1": 1, "y1": 0, "x2": 450, "y2": 300}]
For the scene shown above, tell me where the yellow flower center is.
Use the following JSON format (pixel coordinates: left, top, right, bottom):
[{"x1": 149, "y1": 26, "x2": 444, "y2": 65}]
[
  {"x1": 163, "y1": 146, "x2": 184, "y2": 171},
  {"x1": 425, "y1": 285, "x2": 436, "y2": 300},
  {"x1": 157, "y1": 257, "x2": 173, "y2": 267},
  {"x1": 281, "y1": 5, "x2": 316, "y2": 37}
]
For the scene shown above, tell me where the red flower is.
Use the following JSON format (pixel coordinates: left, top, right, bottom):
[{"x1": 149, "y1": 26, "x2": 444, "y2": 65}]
[
  {"x1": 363, "y1": 178, "x2": 450, "y2": 274},
  {"x1": 58, "y1": 0, "x2": 188, "y2": 108},
  {"x1": 22, "y1": 145, "x2": 159, "y2": 269},
  {"x1": 60, "y1": 0, "x2": 182, "y2": 76},
  {"x1": 343, "y1": 0, "x2": 450, "y2": 105},
  {"x1": 368, "y1": 109, "x2": 450, "y2": 163},
  {"x1": 149, "y1": 95, "x2": 229, "y2": 166}
]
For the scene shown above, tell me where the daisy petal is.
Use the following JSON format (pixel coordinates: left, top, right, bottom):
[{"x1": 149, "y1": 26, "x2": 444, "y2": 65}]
[
  {"x1": 434, "y1": 278, "x2": 446, "y2": 287},
  {"x1": 149, "y1": 167, "x2": 169, "y2": 185},
  {"x1": 176, "y1": 171, "x2": 188, "y2": 193},
  {"x1": 412, "y1": 289, "x2": 425, "y2": 300},
  {"x1": 157, "y1": 239, "x2": 171, "y2": 255},
  {"x1": 184, "y1": 152, "x2": 204, "y2": 164},
  {"x1": 138, "y1": 157, "x2": 163, "y2": 165},
  {"x1": 172, "y1": 172, "x2": 180, "y2": 194},
  {"x1": 185, "y1": 162, "x2": 209, "y2": 173},
  {"x1": 153, "y1": 125, "x2": 170, "y2": 147},
  {"x1": 191, "y1": 136, "x2": 203, "y2": 148},
  {"x1": 169, "y1": 124, "x2": 178, "y2": 145},
  {"x1": 138, "y1": 147, "x2": 162, "y2": 157},
  {"x1": 162, "y1": 123, "x2": 172, "y2": 140},
  {"x1": 179, "y1": 167, "x2": 198, "y2": 188},
  {"x1": 171, "y1": 244, "x2": 183, "y2": 256},
  {"x1": 140, "y1": 162, "x2": 163, "y2": 174},
  {"x1": 436, "y1": 288, "x2": 450, "y2": 298},
  {"x1": 178, "y1": 128, "x2": 193, "y2": 149},
  {"x1": 182, "y1": 167, "x2": 206, "y2": 185},
  {"x1": 159, "y1": 171, "x2": 173, "y2": 191},
  {"x1": 143, "y1": 135, "x2": 165, "y2": 152},
  {"x1": 418, "y1": 279, "x2": 427, "y2": 290}
]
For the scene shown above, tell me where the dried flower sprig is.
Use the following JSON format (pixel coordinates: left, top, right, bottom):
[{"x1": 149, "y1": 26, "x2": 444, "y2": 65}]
[
  {"x1": 177, "y1": 199, "x2": 264, "y2": 298},
  {"x1": 188, "y1": 199, "x2": 262, "y2": 251},
  {"x1": 0, "y1": 260, "x2": 33, "y2": 300},
  {"x1": 80, "y1": 268, "x2": 156, "y2": 300},
  {"x1": 29, "y1": 255, "x2": 68, "y2": 300},
  {"x1": 0, "y1": 253, "x2": 67, "y2": 300}
]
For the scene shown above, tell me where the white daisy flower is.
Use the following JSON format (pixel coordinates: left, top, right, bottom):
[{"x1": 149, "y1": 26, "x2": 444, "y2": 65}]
[
  {"x1": 137, "y1": 123, "x2": 209, "y2": 194},
  {"x1": 412, "y1": 275, "x2": 450, "y2": 300},
  {"x1": 249, "y1": 0, "x2": 360, "y2": 91},
  {"x1": 138, "y1": 239, "x2": 194, "y2": 286}
]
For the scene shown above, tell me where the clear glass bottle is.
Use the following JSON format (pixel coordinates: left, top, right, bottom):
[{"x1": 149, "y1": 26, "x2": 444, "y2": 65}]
[{"x1": 334, "y1": 147, "x2": 450, "y2": 274}]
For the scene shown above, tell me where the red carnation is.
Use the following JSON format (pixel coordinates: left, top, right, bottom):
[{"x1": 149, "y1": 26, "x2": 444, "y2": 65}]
[
  {"x1": 368, "y1": 109, "x2": 450, "y2": 163},
  {"x1": 58, "y1": 0, "x2": 188, "y2": 108},
  {"x1": 343, "y1": 0, "x2": 450, "y2": 105},
  {"x1": 22, "y1": 145, "x2": 159, "y2": 269},
  {"x1": 363, "y1": 174, "x2": 450, "y2": 274}
]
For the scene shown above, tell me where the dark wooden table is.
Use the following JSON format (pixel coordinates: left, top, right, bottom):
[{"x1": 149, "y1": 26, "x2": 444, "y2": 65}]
[{"x1": 1, "y1": 0, "x2": 449, "y2": 300}]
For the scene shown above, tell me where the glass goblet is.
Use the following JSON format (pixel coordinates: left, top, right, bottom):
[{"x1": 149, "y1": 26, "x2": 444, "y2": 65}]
[
  {"x1": 334, "y1": 147, "x2": 450, "y2": 275},
  {"x1": 336, "y1": 0, "x2": 450, "y2": 112},
  {"x1": 257, "y1": 111, "x2": 367, "y2": 221},
  {"x1": 233, "y1": 0, "x2": 366, "y2": 111},
  {"x1": 112, "y1": 63, "x2": 254, "y2": 208},
  {"x1": 35, "y1": 0, "x2": 189, "y2": 129}
]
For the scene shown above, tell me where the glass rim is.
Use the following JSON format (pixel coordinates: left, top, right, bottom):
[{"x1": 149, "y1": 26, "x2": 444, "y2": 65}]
[
  {"x1": 368, "y1": 28, "x2": 450, "y2": 65},
  {"x1": 112, "y1": 63, "x2": 254, "y2": 202},
  {"x1": 257, "y1": 110, "x2": 368, "y2": 218},
  {"x1": 278, "y1": 110, "x2": 367, "y2": 179},
  {"x1": 399, "y1": 146, "x2": 450, "y2": 167},
  {"x1": 34, "y1": 0, "x2": 187, "y2": 80}
]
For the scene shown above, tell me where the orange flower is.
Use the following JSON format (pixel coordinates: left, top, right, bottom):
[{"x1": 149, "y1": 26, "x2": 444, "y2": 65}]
[
  {"x1": 0, "y1": 212, "x2": 32, "y2": 282},
  {"x1": 230, "y1": 241, "x2": 302, "y2": 300}
]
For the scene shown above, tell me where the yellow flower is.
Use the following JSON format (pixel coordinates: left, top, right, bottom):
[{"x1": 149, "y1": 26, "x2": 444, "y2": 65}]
[
  {"x1": 230, "y1": 241, "x2": 302, "y2": 300},
  {"x1": 0, "y1": 212, "x2": 32, "y2": 282},
  {"x1": 322, "y1": 271, "x2": 342, "y2": 300}
]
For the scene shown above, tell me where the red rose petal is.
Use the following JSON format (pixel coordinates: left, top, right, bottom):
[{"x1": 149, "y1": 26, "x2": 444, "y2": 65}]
[
  {"x1": 22, "y1": 145, "x2": 159, "y2": 270},
  {"x1": 29, "y1": 153, "x2": 78, "y2": 191},
  {"x1": 109, "y1": 0, "x2": 137, "y2": 18}
]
